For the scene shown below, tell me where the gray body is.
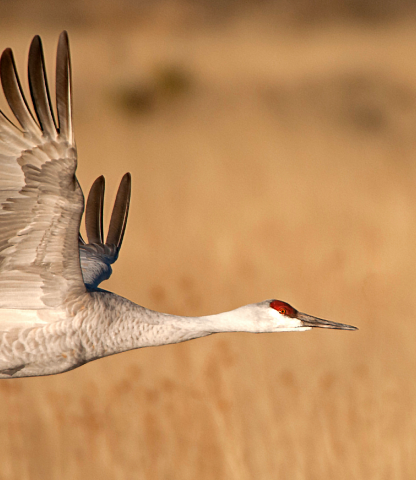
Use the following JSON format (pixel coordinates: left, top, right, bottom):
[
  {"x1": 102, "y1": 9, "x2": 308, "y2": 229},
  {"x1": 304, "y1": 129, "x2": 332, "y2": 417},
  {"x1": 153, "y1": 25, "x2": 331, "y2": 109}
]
[{"x1": 0, "y1": 291, "x2": 214, "y2": 378}]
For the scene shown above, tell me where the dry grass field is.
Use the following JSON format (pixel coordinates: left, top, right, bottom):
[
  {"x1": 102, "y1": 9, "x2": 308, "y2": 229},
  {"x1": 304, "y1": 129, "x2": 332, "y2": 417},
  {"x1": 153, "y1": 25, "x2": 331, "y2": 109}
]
[{"x1": 1, "y1": 3, "x2": 416, "y2": 479}]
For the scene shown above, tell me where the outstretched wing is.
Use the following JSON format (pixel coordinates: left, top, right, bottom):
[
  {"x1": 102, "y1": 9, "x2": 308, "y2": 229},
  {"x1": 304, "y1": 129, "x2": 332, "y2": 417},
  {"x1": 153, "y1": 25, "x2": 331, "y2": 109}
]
[
  {"x1": 79, "y1": 173, "x2": 131, "y2": 290},
  {"x1": 0, "y1": 32, "x2": 86, "y2": 311}
]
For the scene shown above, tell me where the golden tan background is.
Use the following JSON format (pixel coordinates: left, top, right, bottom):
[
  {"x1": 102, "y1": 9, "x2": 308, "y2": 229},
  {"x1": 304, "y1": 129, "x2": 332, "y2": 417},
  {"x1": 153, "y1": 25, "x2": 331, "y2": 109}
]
[{"x1": 1, "y1": 1, "x2": 416, "y2": 478}]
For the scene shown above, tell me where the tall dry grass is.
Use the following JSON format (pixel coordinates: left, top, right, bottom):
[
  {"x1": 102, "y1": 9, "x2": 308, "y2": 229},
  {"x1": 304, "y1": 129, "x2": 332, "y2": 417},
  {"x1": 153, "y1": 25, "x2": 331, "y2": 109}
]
[{"x1": 1, "y1": 11, "x2": 416, "y2": 480}]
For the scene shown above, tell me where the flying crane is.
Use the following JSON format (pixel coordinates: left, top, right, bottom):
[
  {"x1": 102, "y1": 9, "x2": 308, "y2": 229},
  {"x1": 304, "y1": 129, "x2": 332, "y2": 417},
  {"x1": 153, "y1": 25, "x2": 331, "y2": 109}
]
[{"x1": 0, "y1": 32, "x2": 357, "y2": 378}]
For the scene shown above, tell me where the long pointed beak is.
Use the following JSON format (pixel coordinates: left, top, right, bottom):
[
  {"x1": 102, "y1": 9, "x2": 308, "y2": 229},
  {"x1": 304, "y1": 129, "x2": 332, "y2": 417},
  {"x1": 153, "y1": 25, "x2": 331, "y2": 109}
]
[{"x1": 297, "y1": 312, "x2": 358, "y2": 331}]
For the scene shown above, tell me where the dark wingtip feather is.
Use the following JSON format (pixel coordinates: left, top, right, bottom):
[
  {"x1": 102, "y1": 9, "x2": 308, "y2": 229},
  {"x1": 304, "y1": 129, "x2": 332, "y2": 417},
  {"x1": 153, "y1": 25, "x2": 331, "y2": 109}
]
[
  {"x1": 85, "y1": 176, "x2": 105, "y2": 244},
  {"x1": 56, "y1": 30, "x2": 72, "y2": 141},
  {"x1": 106, "y1": 173, "x2": 131, "y2": 249},
  {"x1": 28, "y1": 34, "x2": 57, "y2": 137},
  {"x1": 60, "y1": 31, "x2": 69, "y2": 42},
  {"x1": 0, "y1": 47, "x2": 38, "y2": 133}
]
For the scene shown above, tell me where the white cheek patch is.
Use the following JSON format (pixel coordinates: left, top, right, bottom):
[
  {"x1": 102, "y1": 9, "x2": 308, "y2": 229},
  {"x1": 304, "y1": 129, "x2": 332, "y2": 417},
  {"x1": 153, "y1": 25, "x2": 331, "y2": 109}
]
[{"x1": 269, "y1": 308, "x2": 303, "y2": 329}]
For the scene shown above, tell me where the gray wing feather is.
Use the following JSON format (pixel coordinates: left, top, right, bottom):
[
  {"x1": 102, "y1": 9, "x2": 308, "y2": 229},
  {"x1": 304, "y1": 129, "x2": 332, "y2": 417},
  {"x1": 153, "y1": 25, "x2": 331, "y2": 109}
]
[
  {"x1": 80, "y1": 174, "x2": 131, "y2": 290},
  {"x1": 106, "y1": 173, "x2": 131, "y2": 248},
  {"x1": 0, "y1": 31, "x2": 86, "y2": 312},
  {"x1": 0, "y1": 48, "x2": 39, "y2": 135},
  {"x1": 28, "y1": 35, "x2": 57, "y2": 138},
  {"x1": 85, "y1": 175, "x2": 104, "y2": 244},
  {"x1": 55, "y1": 32, "x2": 73, "y2": 142}
]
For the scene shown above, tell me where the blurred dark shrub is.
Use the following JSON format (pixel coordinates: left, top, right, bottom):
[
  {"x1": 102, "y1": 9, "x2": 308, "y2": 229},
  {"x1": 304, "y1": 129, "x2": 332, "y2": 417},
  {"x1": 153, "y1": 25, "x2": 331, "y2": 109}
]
[{"x1": 110, "y1": 64, "x2": 192, "y2": 116}]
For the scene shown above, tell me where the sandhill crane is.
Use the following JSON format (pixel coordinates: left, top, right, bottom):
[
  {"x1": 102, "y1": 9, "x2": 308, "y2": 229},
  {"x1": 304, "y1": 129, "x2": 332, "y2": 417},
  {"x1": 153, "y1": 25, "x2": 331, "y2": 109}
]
[{"x1": 0, "y1": 32, "x2": 357, "y2": 379}]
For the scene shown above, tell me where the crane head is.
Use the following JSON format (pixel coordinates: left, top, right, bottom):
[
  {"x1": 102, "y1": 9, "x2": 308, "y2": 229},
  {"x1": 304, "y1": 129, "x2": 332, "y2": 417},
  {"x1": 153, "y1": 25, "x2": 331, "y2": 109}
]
[{"x1": 269, "y1": 299, "x2": 357, "y2": 331}]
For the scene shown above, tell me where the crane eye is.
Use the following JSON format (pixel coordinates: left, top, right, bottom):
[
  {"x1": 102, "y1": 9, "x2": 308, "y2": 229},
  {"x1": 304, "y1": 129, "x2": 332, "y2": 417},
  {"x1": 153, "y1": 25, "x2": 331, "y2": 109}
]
[{"x1": 270, "y1": 300, "x2": 297, "y2": 318}]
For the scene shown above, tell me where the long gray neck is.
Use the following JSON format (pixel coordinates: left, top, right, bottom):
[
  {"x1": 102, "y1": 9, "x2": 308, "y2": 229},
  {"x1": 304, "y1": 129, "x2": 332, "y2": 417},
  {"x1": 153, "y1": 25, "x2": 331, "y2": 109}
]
[{"x1": 79, "y1": 291, "x2": 256, "y2": 362}]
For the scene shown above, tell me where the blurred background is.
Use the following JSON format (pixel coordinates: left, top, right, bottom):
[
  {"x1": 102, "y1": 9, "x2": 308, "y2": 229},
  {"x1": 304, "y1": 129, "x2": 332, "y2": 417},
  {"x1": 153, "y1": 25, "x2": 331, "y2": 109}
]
[{"x1": 1, "y1": 1, "x2": 416, "y2": 479}]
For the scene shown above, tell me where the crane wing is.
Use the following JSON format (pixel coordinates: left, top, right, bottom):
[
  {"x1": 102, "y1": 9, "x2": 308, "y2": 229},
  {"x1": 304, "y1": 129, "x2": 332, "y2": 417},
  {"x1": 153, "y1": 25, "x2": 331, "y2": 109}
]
[
  {"x1": 79, "y1": 173, "x2": 131, "y2": 290},
  {"x1": 0, "y1": 32, "x2": 86, "y2": 311}
]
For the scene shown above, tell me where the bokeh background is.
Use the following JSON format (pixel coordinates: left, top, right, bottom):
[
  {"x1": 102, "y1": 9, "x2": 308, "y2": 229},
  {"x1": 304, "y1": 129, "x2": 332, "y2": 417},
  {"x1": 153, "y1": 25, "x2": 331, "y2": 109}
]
[{"x1": 1, "y1": 1, "x2": 416, "y2": 479}]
